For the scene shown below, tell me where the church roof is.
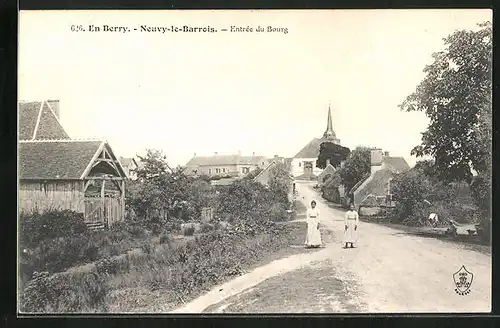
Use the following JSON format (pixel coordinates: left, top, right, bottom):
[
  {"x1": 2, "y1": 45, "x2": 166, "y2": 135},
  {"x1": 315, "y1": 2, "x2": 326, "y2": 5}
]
[{"x1": 293, "y1": 138, "x2": 323, "y2": 159}]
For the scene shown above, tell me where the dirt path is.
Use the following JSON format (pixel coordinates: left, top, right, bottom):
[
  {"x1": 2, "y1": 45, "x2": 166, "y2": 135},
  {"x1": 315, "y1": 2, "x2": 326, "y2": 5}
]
[{"x1": 170, "y1": 182, "x2": 491, "y2": 313}]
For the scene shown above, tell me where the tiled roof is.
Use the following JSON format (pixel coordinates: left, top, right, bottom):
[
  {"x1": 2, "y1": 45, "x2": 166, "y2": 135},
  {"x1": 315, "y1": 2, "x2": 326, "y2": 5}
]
[
  {"x1": 349, "y1": 172, "x2": 371, "y2": 194},
  {"x1": 19, "y1": 101, "x2": 70, "y2": 140},
  {"x1": 186, "y1": 154, "x2": 267, "y2": 166},
  {"x1": 293, "y1": 138, "x2": 323, "y2": 159},
  {"x1": 383, "y1": 157, "x2": 410, "y2": 173},
  {"x1": 355, "y1": 168, "x2": 394, "y2": 205},
  {"x1": 19, "y1": 140, "x2": 103, "y2": 180}
]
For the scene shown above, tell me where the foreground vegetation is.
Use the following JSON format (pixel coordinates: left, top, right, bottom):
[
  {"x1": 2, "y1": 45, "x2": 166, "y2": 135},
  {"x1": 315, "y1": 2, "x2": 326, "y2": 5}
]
[{"x1": 19, "y1": 151, "x2": 305, "y2": 313}]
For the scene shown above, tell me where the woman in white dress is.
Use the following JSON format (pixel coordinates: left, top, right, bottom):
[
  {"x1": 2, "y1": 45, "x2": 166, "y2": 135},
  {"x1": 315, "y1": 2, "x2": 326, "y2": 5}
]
[
  {"x1": 305, "y1": 200, "x2": 322, "y2": 248},
  {"x1": 344, "y1": 204, "x2": 359, "y2": 248}
]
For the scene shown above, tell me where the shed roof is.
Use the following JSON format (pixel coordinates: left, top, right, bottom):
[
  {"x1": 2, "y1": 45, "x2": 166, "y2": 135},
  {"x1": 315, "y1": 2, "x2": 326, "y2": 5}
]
[
  {"x1": 19, "y1": 101, "x2": 70, "y2": 140},
  {"x1": 19, "y1": 140, "x2": 126, "y2": 180}
]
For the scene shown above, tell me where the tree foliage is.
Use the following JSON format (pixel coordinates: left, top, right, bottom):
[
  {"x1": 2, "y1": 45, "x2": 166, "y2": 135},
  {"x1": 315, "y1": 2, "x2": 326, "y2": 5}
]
[
  {"x1": 390, "y1": 162, "x2": 478, "y2": 226},
  {"x1": 127, "y1": 149, "x2": 212, "y2": 232},
  {"x1": 339, "y1": 146, "x2": 371, "y2": 193},
  {"x1": 316, "y1": 142, "x2": 351, "y2": 169},
  {"x1": 399, "y1": 22, "x2": 492, "y2": 183},
  {"x1": 268, "y1": 161, "x2": 292, "y2": 205}
]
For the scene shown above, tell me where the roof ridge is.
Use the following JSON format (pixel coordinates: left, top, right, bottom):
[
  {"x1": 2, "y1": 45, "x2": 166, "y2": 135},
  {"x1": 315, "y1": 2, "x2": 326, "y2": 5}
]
[{"x1": 20, "y1": 138, "x2": 105, "y2": 143}]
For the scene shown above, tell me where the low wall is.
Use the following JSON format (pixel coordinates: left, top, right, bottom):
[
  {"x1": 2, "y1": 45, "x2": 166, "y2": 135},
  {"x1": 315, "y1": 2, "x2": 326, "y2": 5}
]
[{"x1": 359, "y1": 206, "x2": 381, "y2": 217}]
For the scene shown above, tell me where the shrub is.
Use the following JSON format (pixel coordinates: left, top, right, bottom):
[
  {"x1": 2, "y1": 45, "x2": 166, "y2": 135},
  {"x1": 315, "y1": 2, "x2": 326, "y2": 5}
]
[
  {"x1": 19, "y1": 209, "x2": 88, "y2": 249},
  {"x1": 20, "y1": 270, "x2": 109, "y2": 313},
  {"x1": 268, "y1": 203, "x2": 289, "y2": 222},
  {"x1": 183, "y1": 226, "x2": 195, "y2": 236},
  {"x1": 159, "y1": 233, "x2": 172, "y2": 245},
  {"x1": 26, "y1": 236, "x2": 100, "y2": 275},
  {"x1": 200, "y1": 223, "x2": 215, "y2": 233}
]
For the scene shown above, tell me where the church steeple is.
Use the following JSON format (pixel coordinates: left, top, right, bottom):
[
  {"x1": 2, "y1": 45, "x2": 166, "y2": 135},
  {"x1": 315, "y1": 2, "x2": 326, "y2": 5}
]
[{"x1": 322, "y1": 103, "x2": 337, "y2": 141}]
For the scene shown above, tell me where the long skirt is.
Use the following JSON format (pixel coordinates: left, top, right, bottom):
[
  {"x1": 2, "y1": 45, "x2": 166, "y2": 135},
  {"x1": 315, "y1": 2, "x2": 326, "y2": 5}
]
[
  {"x1": 305, "y1": 218, "x2": 322, "y2": 247},
  {"x1": 344, "y1": 219, "x2": 358, "y2": 243}
]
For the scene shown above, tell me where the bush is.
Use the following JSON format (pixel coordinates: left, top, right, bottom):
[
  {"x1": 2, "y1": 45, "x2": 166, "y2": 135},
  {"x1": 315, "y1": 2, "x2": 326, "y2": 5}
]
[
  {"x1": 390, "y1": 165, "x2": 477, "y2": 225},
  {"x1": 26, "y1": 236, "x2": 100, "y2": 275},
  {"x1": 183, "y1": 226, "x2": 195, "y2": 236},
  {"x1": 200, "y1": 223, "x2": 215, "y2": 233},
  {"x1": 19, "y1": 209, "x2": 88, "y2": 249},
  {"x1": 268, "y1": 203, "x2": 289, "y2": 222},
  {"x1": 20, "y1": 269, "x2": 109, "y2": 313}
]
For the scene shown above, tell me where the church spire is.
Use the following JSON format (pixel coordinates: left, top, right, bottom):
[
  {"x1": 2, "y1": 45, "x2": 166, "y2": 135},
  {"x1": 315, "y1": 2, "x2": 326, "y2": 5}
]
[{"x1": 323, "y1": 103, "x2": 336, "y2": 140}]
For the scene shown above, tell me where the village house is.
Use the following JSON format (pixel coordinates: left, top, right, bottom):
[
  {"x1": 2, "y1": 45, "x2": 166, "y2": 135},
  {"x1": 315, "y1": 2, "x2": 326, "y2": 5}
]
[
  {"x1": 349, "y1": 148, "x2": 410, "y2": 215},
  {"x1": 184, "y1": 152, "x2": 270, "y2": 178},
  {"x1": 291, "y1": 105, "x2": 344, "y2": 180},
  {"x1": 119, "y1": 157, "x2": 139, "y2": 180},
  {"x1": 18, "y1": 100, "x2": 128, "y2": 229}
]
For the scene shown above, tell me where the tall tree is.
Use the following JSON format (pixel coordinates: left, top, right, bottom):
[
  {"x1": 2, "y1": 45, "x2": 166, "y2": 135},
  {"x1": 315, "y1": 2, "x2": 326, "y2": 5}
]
[
  {"x1": 316, "y1": 142, "x2": 351, "y2": 169},
  {"x1": 399, "y1": 22, "x2": 492, "y2": 183},
  {"x1": 268, "y1": 162, "x2": 292, "y2": 205},
  {"x1": 339, "y1": 146, "x2": 371, "y2": 193}
]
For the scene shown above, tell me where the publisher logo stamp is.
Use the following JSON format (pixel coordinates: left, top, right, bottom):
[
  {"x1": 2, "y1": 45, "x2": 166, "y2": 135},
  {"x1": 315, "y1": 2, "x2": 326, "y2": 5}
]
[{"x1": 453, "y1": 265, "x2": 473, "y2": 295}]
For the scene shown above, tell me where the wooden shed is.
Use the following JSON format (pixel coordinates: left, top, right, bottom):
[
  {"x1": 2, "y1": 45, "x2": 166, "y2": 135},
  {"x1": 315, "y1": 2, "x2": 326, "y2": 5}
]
[{"x1": 18, "y1": 100, "x2": 128, "y2": 229}]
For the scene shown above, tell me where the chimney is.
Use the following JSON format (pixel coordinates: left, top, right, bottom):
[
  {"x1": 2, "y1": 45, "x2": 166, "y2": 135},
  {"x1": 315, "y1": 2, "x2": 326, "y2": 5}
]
[
  {"x1": 384, "y1": 151, "x2": 389, "y2": 157},
  {"x1": 371, "y1": 148, "x2": 383, "y2": 174},
  {"x1": 252, "y1": 152, "x2": 255, "y2": 156},
  {"x1": 326, "y1": 159, "x2": 331, "y2": 166},
  {"x1": 214, "y1": 152, "x2": 218, "y2": 156},
  {"x1": 47, "y1": 100, "x2": 60, "y2": 119},
  {"x1": 193, "y1": 153, "x2": 196, "y2": 157},
  {"x1": 238, "y1": 150, "x2": 241, "y2": 156}
]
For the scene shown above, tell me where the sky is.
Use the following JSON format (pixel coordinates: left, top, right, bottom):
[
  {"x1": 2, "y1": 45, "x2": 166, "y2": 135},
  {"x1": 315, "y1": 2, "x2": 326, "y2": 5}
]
[{"x1": 18, "y1": 9, "x2": 492, "y2": 167}]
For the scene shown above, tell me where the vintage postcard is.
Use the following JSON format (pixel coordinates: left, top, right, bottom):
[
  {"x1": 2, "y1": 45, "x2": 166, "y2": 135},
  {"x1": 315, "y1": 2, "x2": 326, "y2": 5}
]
[{"x1": 18, "y1": 9, "x2": 492, "y2": 314}]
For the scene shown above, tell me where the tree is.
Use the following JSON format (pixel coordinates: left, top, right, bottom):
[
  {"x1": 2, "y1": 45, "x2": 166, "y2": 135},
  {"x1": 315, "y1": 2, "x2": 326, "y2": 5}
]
[
  {"x1": 243, "y1": 167, "x2": 263, "y2": 180},
  {"x1": 316, "y1": 142, "x2": 351, "y2": 169},
  {"x1": 339, "y1": 146, "x2": 371, "y2": 193},
  {"x1": 268, "y1": 162, "x2": 292, "y2": 205},
  {"x1": 399, "y1": 22, "x2": 492, "y2": 183}
]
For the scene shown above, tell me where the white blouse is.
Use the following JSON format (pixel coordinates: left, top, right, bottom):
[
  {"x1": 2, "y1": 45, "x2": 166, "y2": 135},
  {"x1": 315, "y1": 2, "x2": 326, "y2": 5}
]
[{"x1": 307, "y1": 208, "x2": 320, "y2": 220}]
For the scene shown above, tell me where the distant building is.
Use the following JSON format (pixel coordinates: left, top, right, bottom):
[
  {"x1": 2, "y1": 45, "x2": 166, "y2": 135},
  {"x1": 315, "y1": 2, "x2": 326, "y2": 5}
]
[
  {"x1": 119, "y1": 157, "x2": 139, "y2": 180},
  {"x1": 291, "y1": 105, "x2": 344, "y2": 180},
  {"x1": 184, "y1": 152, "x2": 270, "y2": 178}
]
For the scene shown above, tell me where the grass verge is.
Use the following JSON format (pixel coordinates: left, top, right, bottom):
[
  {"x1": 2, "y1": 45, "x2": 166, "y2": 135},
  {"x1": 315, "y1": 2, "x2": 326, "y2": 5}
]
[{"x1": 203, "y1": 261, "x2": 367, "y2": 313}]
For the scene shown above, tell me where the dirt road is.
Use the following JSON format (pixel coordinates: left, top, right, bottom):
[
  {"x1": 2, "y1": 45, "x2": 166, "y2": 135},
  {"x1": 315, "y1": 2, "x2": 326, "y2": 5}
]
[{"x1": 171, "y1": 181, "x2": 491, "y2": 313}]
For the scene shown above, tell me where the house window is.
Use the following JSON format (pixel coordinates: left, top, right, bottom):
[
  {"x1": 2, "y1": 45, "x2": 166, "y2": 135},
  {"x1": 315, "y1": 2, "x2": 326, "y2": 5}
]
[
  {"x1": 299, "y1": 162, "x2": 301, "y2": 167},
  {"x1": 222, "y1": 168, "x2": 226, "y2": 173},
  {"x1": 208, "y1": 168, "x2": 212, "y2": 174},
  {"x1": 242, "y1": 167, "x2": 250, "y2": 174},
  {"x1": 215, "y1": 168, "x2": 220, "y2": 174}
]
